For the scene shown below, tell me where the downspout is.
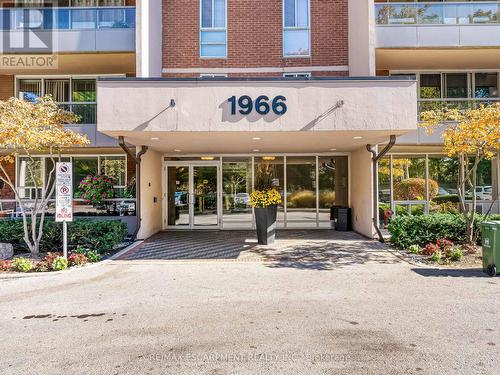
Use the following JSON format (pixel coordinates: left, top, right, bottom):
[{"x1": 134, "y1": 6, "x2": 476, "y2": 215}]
[
  {"x1": 119, "y1": 136, "x2": 148, "y2": 240},
  {"x1": 366, "y1": 135, "x2": 396, "y2": 243}
]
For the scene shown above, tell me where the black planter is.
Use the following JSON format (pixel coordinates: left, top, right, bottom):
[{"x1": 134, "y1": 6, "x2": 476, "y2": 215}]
[{"x1": 254, "y1": 205, "x2": 277, "y2": 245}]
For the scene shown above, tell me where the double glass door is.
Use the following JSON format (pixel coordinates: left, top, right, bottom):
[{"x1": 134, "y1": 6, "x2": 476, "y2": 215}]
[{"x1": 166, "y1": 164, "x2": 220, "y2": 229}]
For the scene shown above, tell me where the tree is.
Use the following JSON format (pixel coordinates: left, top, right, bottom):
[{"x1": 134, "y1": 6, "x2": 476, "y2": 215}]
[
  {"x1": 420, "y1": 103, "x2": 500, "y2": 243},
  {"x1": 0, "y1": 97, "x2": 89, "y2": 255}
]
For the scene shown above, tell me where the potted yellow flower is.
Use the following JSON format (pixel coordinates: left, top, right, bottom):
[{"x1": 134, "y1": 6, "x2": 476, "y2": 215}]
[{"x1": 250, "y1": 163, "x2": 282, "y2": 245}]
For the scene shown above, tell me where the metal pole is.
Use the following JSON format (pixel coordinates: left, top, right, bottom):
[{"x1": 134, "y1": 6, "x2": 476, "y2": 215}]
[{"x1": 63, "y1": 221, "x2": 68, "y2": 259}]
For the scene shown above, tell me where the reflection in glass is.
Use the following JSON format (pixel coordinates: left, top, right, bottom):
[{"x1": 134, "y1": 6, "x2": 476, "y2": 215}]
[
  {"x1": 167, "y1": 166, "x2": 189, "y2": 226},
  {"x1": 286, "y1": 156, "x2": 316, "y2": 228},
  {"x1": 73, "y1": 157, "x2": 98, "y2": 194},
  {"x1": 254, "y1": 157, "x2": 285, "y2": 227},
  {"x1": 193, "y1": 165, "x2": 218, "y2": 227},
  {"x1": 318, "y1": 156, "x2": 348, "y2": 227},
  {"x1": 222, "y1": 158, "x2": 252, "y2": 229}
]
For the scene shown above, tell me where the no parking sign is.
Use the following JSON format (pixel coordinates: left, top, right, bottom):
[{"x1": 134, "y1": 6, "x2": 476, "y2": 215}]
[{"x1": 55, "y1": 162, "x2": 73, "y2": 222}]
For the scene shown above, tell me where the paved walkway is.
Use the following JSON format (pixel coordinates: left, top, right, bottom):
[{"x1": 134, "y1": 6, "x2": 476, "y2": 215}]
[{"x1": 118, "y1": 230, "x2": 395, "y2": 270}]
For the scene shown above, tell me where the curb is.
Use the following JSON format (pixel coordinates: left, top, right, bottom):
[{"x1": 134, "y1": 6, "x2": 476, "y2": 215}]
[{"x1": 107, "y1": 240, "x2": 144, "y2": 260}]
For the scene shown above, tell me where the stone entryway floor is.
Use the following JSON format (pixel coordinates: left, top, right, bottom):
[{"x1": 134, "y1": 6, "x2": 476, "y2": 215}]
[{"x1": 117, "y1": 230, "x2": 397, "y2": 270}]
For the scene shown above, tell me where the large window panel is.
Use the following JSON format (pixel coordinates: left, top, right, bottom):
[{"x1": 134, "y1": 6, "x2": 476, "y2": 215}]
[
  {"x1": 18, "y1": 79, "x2": 41, "y2": 101},
  {"x1": 318, "y1": 156, "x2": 348, "y2": 228},
  {"x1": 283, "y1": 0, "x2": 310, "y2": 57},
  {"x1": 73, "y1": 156, "x2": 98, "y2": 195},
  {"x1": 222, "y1": 157, "x2": 253, "y2": 229},
  {"x1": 475, "y1": 73, "x2": 499, "y2": 99},
  {"x1": 286, "y1": 156, "x2": 316, "y2": 227},
  {"x1": 17, "y1": 157, "x2": 42, "y2": 199}
]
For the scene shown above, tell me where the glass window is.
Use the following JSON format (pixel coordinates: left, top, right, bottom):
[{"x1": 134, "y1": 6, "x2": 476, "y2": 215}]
[
  {"x1": 286, "y1": 156, "x2": 316, "y2": 227},
  {"x1": 254, "y1": 157, "x2": 285, "y2": 227},
  {"x1": 475, "y1": 73, "x2": 498, "y2": 98},
  {"x1": 73, "y1": 157, "x2": 98, "y2": 195},
  {"x1": 17, "y1": 157, "x2": 43, "y2": 199},
  {"x1": 200, "y1": 0, "x2": 227, "y2": 58},
  {"x1": 428, "y1": 157, "x2": 458, "y2": 197},
  {"x1": 318, "y1": 156, "x2": 348, "y2": 228},
  {"x1": 44, "y1": 79, "x2": 70, "y2": 102},
  {"x1": 18, "y1": 79, "x2": 41, "y2": 102},
  {"x1": 222, "y1": 157, "x2": 253, "y2": 229},
  {"x1": 420, "y1": 74, "x2": 441, "y2": 99},
  {"x1": 101, "y1": 156, "x2": 126, "y2": 187},
  {"x1": 283, "y1": 0, "x2": 310, "y2": 57},
  {"x1": 445, "y1": 73, "x2": 469, "y2": 99}
]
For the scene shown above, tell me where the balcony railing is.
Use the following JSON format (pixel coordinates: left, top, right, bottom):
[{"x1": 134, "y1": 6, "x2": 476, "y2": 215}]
[
  {"x1": 376, "y1": 2, "x2": 500, "y2": 25},
  {"x1": 58, "y1": 102, "x2": 96, "y2": 124},
  {"x1": 418, "y1": 97, "x2": 500, "y2": 116},
  {"x1": 0, "y1": 7, "x2": 135, "y2": 30}
]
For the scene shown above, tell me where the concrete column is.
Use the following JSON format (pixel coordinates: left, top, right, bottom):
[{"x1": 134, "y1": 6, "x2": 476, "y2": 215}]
[
  {"x1": 137, "y1": 148, "x2": 163, "y2": 239},
  {"x1": 350, "y1": 146, "x2": 375, "y2": 238},
  {"x1": 348, "y1": 0, "x2": 376, "y2": 77},
  {"x1": 136, "y1": 0, "x2": 163, "y2": 77}
]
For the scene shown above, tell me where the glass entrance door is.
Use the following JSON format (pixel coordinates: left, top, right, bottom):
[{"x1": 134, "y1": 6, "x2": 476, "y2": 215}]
[
  {"x1": 192, "y1": 165, "x2": 219, "y2": 227},
  {"x1": 166, "y1": 163, "x2": 220, "y2": 229}
]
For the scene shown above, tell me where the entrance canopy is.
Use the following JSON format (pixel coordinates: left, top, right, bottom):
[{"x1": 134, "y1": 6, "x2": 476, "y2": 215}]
[{"x1": 96, "y1": 77, "x2": 417, "y2": 153}]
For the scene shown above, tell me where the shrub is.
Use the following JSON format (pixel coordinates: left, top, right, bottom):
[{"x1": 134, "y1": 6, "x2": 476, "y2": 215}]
[
  {"x1": 436, "y1": 238, "x2": 454, "y2": 251},
  {"x1": 52, "y1": 257, "x2": 68, "y2": 271},
  {"x1": 33, "y1": 261, "x2": 49, "y2": 272},
  {"x1": 0, "y1": 219, "x2": 127, "y2": 254},
  {"x1": 68, "y1": 253, "x2": 88, "y2": 267},
  {"x1": 12, "y1": 257, "x2": 33, "y2": 272},
  {"x1": 68, "y1": 220, "x2": 127, "y2": 254},
  {"x1": 423, "y1": 243, "x2": 440, "y2": 256},
  {"x1": 450, "y1": 247, "x2": 464, "y2": 262},
  {"x1": 85, "y1": 250, "x2": 101, "y2": 263},
  {"x1": 408, "y1": 245, "x2": 421, "y2": 254},
  {"x1": 394, "y1": 178, "x2": 438, "y2": 201},
  {"x1": 76, "y1": 174, "x2": 115, "y2": 209},
  {"x1": 388, "y1": 214, "x2": 467, "y2": 249},
  {"x1": 288, "y1": 190, "x2": 315, "y2": 208},
  {"x1": 43, "y1": 252, "x2": 63, "y2": 270},
  {"x1": 0, "y1": 260, "x2": 12, "y2": 271},
  {"x1": 431, "y1": 251, "x2": 442, "y2": 263},
  {"x1": 0, "y1": 219, "x2": 60, "y2": 252},
  {"x1": 319, "y1": 190, "x2": 336, "y2": 208}
]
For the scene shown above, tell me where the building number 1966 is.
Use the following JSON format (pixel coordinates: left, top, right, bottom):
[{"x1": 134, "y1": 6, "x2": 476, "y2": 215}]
[{"x1": 227, "y1": 95, "x2": 287, "y2": 116}]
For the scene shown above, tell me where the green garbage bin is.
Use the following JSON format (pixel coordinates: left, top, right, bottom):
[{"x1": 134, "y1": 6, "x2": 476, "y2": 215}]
[{"x1": 481, "y1": 221, "x2": 500, "y2": 277}]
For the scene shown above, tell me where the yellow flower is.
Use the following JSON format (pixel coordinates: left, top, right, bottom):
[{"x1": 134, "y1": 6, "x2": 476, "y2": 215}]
[{"x1": 250, "y1": 188, "x2": 282, "y2": 208}]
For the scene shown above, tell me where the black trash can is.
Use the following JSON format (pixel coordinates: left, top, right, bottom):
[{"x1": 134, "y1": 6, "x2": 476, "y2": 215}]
[
  {"x1": 336, "y1": 207, "x2": 352, "y2": 231},
  {"x1": 330, "y1": 205, "x2": 343, "y2": 228}
]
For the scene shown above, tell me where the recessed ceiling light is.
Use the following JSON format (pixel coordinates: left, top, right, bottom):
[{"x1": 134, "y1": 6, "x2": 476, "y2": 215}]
[
  {"x1": 151, "y1": 137, "x2": 160, "y2": 140},
  {"x1": 353, "y1": 136, "x2": 363, "y2": 140},
  {"x1": 252, "y1": 137, "x2": 261, "y2": 140},
  {"x1": 330, "y1": 148, "x2": 337, "y2": 151},
  {"x1": 262, "y1": 156, "x2": 276, "y2": 161},
  {"x1": 253, "y1": 149, "x2": 260, "y2": 152},
  {"x1": 201, "y1": 156, "x2": 214, "y2": 161},
  {"x1": 174, "y1": 149, "x2": 181, "y2": 152}
]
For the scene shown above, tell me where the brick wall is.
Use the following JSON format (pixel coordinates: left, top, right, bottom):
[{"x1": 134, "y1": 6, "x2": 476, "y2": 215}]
[
  {"x1": 0, "y1": 75, "x2": 14, "y2": 100},
  {"x1": 162, "y1": 0, "x2": 348, "y2": 76}
]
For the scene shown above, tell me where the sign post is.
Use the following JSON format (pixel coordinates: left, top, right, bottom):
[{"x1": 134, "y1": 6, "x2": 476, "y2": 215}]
[{"x1": 55, "y1": 162, "x2": 73, "y2": 258}]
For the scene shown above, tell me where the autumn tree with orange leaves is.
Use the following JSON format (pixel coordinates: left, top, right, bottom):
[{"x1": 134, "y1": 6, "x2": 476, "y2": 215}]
[
  {"x1": 420, "y1": 103, "x2": 500, "y2": 243},
  {"x1": 0, "y1": 97, "x2": 89, "y2": 255}
]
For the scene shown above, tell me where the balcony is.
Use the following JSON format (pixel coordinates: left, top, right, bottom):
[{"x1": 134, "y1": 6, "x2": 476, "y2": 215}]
[
  {"x1": 0, "y1": 7, "x2": 135, "y2": 53},
  {"x1": 375, "y1": 2, "x2": 500, "y2": 48}
]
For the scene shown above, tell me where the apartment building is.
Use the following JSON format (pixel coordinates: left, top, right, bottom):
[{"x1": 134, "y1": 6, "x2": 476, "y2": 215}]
[
  {"x1": 2, "y1": 1, "x2": 497, "y2": 240},
  {"x1": 375, "y1": 0, "x2": 500, "y2": 223},
  {"x1": 0, "y1": 0, "x2": 138, "y2": 232}
]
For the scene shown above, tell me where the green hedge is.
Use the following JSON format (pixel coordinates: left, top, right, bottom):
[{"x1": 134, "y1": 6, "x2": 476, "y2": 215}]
[
  {"x1": 388, "y1": 213, "x2": 500, "y2": 249},
  {"x1": 0, "y1": 219, "x2": 127, "y2": 254}
]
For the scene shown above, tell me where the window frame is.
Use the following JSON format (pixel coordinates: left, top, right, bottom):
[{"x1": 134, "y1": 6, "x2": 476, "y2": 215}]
[
  {"x1": 15, "y1": 154, "x2": 128, "y2": 199},
  {"x1": 199, "y1": 0, "x2": 228, "y2": 59},
  {"x1": 282, "y1": 0, "x2": 311, "y2": 58}
]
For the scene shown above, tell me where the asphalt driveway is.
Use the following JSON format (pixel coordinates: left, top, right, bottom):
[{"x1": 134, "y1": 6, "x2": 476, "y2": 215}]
[{"x1": 1, "y1": 242, "x2": 499, "y2": 374}]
